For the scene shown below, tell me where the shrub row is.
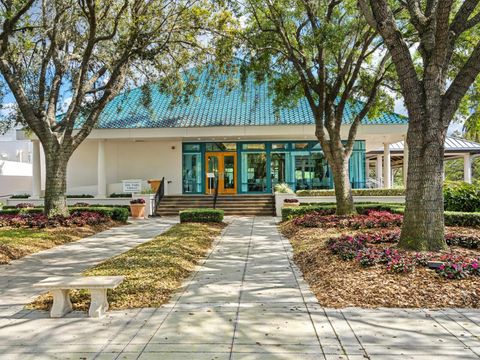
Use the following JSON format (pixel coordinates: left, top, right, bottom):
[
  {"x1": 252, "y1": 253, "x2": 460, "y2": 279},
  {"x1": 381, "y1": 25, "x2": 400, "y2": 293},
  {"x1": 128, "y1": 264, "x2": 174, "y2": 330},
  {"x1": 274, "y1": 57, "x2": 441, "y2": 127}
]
[
  {"x1": 0, "y1": 211, "x2": 110, "y2": 228},
  {"x1": 179, "y1": 208, "x2": 224, "y2": 223},
  {"x1": 292, "y1": 210, "x2": 403, "y2": 229},
  {"x1": 0, "y1": 206, "x2": 129, "y2": 222},
  {"x1": 296, "y1": 188, "x2": 406, "y2": 197},
  {"x1": 281, "y1": 203, "x2": 404, "y2": 221},
  {"x1": 283, "y1": 203, "x2": 480, "y2": 228}
]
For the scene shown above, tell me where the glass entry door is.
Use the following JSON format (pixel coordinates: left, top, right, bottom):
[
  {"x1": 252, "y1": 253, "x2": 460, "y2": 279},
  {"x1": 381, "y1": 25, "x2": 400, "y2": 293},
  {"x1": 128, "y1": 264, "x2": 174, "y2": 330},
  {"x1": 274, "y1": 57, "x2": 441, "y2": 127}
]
[{"x1": 205, "y1": 152, "x2": 237, "y2": 194}]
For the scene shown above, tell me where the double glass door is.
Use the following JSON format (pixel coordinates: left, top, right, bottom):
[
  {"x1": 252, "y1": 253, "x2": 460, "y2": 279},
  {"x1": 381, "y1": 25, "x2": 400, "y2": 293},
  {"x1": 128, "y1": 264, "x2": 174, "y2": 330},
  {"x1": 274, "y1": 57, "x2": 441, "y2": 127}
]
[{"x1": 205, "y1": 152, "x2": 237, "y2": 194}]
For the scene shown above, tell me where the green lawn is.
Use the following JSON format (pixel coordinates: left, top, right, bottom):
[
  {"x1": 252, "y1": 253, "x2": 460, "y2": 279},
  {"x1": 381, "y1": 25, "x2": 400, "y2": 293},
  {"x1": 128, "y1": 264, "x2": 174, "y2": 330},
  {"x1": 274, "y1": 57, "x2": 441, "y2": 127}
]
[
  {"x1": 31, "y1": 222, "x2": 225, "y2": 311},
  {"x1": 0, "y1": 225, "x2": 113, "y2": 264}
]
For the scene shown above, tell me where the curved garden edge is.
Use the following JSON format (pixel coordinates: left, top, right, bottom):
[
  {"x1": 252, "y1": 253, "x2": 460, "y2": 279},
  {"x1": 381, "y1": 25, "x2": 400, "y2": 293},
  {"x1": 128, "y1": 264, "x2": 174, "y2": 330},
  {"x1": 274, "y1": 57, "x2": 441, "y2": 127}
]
[{"x1": 280, "y1": 210, "x2": 480, "y2": 309}]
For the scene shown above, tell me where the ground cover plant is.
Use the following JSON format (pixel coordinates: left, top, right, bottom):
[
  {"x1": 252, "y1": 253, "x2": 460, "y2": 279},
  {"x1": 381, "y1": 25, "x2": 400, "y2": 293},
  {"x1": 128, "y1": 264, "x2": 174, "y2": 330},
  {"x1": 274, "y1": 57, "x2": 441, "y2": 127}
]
[
  {"x1": 31, "y1": 222, "x2": 225, "y2": 311},
  {"x1": 281, "y1": 208, "x2": 480, "y2": 308}
]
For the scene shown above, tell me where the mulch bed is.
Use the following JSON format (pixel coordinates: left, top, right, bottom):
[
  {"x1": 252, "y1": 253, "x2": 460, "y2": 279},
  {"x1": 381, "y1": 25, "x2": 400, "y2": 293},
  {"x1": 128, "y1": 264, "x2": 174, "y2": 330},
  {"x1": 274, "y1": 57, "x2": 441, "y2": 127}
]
[{"x1": 281, "y1": 222, "x2": 480, "y2": 308}]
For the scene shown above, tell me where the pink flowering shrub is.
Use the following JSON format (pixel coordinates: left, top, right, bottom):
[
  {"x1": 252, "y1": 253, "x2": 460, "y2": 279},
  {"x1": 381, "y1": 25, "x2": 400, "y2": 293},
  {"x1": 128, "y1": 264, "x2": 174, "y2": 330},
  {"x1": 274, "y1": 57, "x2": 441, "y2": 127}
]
[
  {"x1": 15, "y1": 203, "x2": 36, "y2": 209},
  {"x1": 0, "y1": 211, "x2": 109, "y2": 228},
  {"x1": 445, "y1": 233, "x2": 480, "y2": 249},
  {"x1": 293, "y1": 210, "x2": 403, "y2": 229},
  {"x1": 327, "y1": 231, "x2": 480, "y2": 278}
]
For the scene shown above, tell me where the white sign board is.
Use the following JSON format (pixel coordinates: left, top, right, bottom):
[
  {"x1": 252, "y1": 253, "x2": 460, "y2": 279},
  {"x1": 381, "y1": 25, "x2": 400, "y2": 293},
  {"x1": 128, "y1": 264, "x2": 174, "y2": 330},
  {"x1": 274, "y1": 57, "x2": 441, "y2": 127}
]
[
  {"x1": 122, "y1": 179, "x2": 142, "y2": 193},
  {"x1": 207, "y1": 173, "x2": 216, "y2": 178}
]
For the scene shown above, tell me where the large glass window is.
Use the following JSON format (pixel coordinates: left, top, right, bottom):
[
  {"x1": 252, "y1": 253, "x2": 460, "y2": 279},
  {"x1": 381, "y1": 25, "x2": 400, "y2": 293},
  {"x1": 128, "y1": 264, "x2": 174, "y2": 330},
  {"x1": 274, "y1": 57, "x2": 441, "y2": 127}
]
[
  {"x1": 206, "y1": 142, "x2": 236, "y2": 151},
  {"x1": 183, "y1": 153, "x2": 202, "y2": 193},
  {"x1": 241, "y1": 152, "x2": 267, "y2": 192},
  {"x1": 291, "y1": 152, "x2": 330, "y2": 190},
  {"x1": 271, "y1": 153, "x2": 287, "y2": 188}
]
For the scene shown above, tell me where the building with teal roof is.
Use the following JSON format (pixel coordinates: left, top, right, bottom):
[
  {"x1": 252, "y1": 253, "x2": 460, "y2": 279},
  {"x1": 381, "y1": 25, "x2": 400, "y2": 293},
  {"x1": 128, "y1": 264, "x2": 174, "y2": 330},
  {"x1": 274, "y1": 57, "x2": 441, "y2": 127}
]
[{"x1": 25, "y1": 69, "x2": 409, "y2": 202}]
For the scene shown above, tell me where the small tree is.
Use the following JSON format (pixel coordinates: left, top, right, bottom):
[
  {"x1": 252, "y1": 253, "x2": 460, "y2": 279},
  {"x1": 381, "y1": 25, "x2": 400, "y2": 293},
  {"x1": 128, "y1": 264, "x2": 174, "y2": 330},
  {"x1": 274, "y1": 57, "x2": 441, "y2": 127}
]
[
  {"x1": 0, "y1": 0, "x2": 232, "y2": 216},
  {"x1": 360, "y1": 0, "x2": 480, "y2": 250},
  {"x1": 238, "y1": 0, "x2": 393, "y2": 214}
]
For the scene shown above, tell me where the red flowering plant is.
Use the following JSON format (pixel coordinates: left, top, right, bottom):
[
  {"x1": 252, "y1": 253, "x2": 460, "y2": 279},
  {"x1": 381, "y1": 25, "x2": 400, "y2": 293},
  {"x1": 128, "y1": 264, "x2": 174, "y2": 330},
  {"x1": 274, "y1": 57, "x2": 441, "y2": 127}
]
[
  {"x1": 284, "y1": 198, "x2": 299, "y2": 203},
  {"x1": 15, "y1": 203, "x2": 36, "y2": 209},
  {"x1": 130, "y1": 198, "x2": 146, "y2": 205},
  {"x1": 0, "y1": 212, "x2": 109, "y2": 228},
  {"x1": 293, "y1": 210, "x2": 403, "y2": 229}
]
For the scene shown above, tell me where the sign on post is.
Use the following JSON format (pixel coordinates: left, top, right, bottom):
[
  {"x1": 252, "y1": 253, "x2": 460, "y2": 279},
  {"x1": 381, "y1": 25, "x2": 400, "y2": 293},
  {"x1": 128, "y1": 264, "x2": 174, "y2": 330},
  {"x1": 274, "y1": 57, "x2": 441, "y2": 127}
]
[{"x1": 122, "y1": 179, "x2": 142, "y2": 193}]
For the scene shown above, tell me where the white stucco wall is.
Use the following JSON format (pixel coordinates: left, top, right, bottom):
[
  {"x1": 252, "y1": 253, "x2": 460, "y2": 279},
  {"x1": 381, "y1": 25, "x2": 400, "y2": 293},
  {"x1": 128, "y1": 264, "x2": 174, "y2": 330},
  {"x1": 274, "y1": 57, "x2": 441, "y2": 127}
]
[{"x1": 66, "y1": 139, "x2": 183, "y2": 195}]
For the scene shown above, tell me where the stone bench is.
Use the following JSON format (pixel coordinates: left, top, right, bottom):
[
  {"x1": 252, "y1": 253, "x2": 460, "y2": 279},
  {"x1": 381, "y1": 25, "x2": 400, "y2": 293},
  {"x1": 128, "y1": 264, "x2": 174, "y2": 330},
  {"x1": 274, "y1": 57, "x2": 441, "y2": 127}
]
[{"x1": 33, "y1": 276, "x2": 124, "y2": 318}]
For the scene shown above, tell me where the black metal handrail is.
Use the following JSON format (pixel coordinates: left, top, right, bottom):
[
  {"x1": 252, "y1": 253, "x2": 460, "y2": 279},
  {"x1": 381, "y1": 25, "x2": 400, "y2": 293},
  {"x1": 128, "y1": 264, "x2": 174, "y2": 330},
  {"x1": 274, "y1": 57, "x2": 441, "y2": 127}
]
[
  {"x1": 213, "y1": 177, "x2": 219, "y2": 209},
  {"x1": 154, "y1": 177, "x2": 165, "y2": 212}
]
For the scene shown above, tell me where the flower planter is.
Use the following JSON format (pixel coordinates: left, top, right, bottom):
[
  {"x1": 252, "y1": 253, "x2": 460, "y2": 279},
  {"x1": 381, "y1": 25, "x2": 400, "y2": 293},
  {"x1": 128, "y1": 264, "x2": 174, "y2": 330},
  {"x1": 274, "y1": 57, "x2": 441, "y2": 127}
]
[{"x1": 130, "y1": 204, "x2": 146, "y2": 219}]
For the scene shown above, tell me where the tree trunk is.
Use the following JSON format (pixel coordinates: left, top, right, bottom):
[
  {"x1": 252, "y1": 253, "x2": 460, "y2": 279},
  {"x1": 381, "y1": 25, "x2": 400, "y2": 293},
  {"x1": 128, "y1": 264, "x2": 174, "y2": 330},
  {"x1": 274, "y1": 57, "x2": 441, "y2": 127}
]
[
  {"x1": 324, "y1": 144, "x2": 356, "y2": 215},
  {"x1": 398, "y1": 129, "x2": 447, "y2": 251},
  {"x1": 44, "y1": 150, "x2": 69, "y2": 217}
]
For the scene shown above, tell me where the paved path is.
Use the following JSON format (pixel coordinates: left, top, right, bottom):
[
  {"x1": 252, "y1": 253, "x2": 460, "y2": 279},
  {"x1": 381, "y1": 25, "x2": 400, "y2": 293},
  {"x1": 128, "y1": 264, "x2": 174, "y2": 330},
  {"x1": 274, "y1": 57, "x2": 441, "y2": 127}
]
[
  {"x1": 0, "y1": 217, "x2": 479, "y2": 359},
  {"x1": 0, "y1": 218, "x2": 177, "y2": 310}
]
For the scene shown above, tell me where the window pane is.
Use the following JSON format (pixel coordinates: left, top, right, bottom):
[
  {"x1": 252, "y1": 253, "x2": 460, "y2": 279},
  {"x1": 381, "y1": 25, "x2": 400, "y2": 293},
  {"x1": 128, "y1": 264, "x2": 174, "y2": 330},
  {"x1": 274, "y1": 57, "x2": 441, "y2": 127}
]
[
  {"x1": 271, "y1": 153, "x2": 286, "y2": 188},
  {"x1": 183, "y1": 153, "x2": 202, "y2": 193},
  {"x1": 272, "y1": 143, "x2": 287, "y2": 150},
  {"x1": 294, "y1": 143, "x2": 309, "y2": 150},
  {"x1": 206, "y1": 142, "x2": 236, "y2": 151},
  {"x1": 241, "y1": 153, "x2": 267, "y2": 192},
  {"x1": 183, "y1": 143, "x2": 201, "y2": 151},
  {"x1": 242, "y1": 143, "x2": 266, "y2": 150},
  {"x1": 224, "y1": 155, "x2": 235, "y2": 189}
]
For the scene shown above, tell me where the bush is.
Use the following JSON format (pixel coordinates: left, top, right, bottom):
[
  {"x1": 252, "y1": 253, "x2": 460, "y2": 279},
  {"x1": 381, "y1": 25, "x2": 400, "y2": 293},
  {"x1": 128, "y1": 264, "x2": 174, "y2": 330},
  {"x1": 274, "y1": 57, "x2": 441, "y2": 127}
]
[
  {"x1": 293, "y1": 210, "x2": 403, "y2": 229},
  {"x1": 10, "y1": 194, "x2": 30, "y2": 199},
  {"x1": 296, "y1": 188, "x2": 405, "y2": 197},
  {"x1": 179, "y1": 208, "x2": 224, "y2": 223},
  {"x1": 0, "y1": 206, "x2": 129, "y2": 222},
  {"x1": 274, "y1": 183, "x2": 294, "y2": 194},
  {"x1": 72, "y1": 207, "x2": 129, "y2": 223},
  {"x1": 0, "y1": 211, "x2": 110, "y2": 228},
  {"x1": 282, "y1": 203, "x2": 404, "y2": 221},
  {"x1": 444, "y1": 211, "x2": 480, "y2": 227},
  {"x1": 66, "y1": 194, "x2": 95, "y2": 198},
  {"x1": 109, "y1": 193, "x2": 132, "y2": 198},
  {"x1": 15, "y1": 203, "x2": 35, "y2": 209},
  {"x1": 284, "y1": 198, "x2": 299, "y2": 203},
  {"x1": 444, "y1": 182, "x2": 480, "y2": 212}
]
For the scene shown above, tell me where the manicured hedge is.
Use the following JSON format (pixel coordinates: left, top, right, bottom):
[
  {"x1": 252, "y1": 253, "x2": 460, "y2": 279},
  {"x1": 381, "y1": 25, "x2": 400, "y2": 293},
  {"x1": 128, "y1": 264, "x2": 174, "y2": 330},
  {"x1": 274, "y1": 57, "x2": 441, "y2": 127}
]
[
  {"x1": 10, "y1": 194, "x2": 30, "y2": 199},
  {"x1": 179, "y1": 208, "x2": 224, "y2": 223},
  {"x1": 296, "y1": 188, "x2": 406, "y2": 197},
  {"x1": 66, "y1": 194, "x2": 95, "y2": 198},
  {"x1": 71, "y1": 207, "x2": 129, "y2": 222},
  {"x1": 109, "y1": 193, "x2": 132, "y2": 198},
  {"x1": 281, "y1": 203, "x2": 480, "y2": 228},
  {"x1": 0, "y1": 206, "x2": 129, "y2": 222},
  {"x1": 444, "y1": 211, "x2": 480, "y2": 228},
  {"x1": 281, "y1": 203, "x2": 404, "y2": 221}
]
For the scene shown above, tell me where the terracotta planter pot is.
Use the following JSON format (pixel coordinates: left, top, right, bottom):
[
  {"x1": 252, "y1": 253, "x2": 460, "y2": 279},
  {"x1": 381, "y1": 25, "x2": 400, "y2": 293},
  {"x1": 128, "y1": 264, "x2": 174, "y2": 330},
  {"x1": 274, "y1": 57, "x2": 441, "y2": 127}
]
[
  {"x1": 130, "y1": 204, "x2": 146, "y2": 219},
  {"x1": 283, "y1": 202, "x2": 300, "y2": 207}
]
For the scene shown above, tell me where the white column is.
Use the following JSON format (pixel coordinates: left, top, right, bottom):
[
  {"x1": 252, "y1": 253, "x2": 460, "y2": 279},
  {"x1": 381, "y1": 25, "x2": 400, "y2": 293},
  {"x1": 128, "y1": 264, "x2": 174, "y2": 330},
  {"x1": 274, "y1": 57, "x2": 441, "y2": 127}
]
[
  {"x1": 403, "y1": 136, "x2": 408, "y2": 188},
  {"x1": 464, "y1": 153, "x2": 472, "y2": 184},
  {"x1": 383, "y1": 142, "x2": 391, "y2": 189},
  {"x1": 97, "y1": 140, "x2": 106, "y2": 197},
  {"x1": 364, "y1": 157, "x2": 370, "y2": 187},
  {"x1": 32, "y1": 140, "x2": 41, "y2": 199},
  {"x1": 376, "y1": 155, "x2": 382, "y2": 188}
]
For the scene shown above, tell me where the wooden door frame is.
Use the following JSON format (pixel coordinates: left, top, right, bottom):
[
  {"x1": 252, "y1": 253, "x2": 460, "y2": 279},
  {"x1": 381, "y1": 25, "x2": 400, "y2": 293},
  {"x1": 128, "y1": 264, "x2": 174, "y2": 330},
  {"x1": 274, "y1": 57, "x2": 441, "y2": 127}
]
[{"x1": 205, "y1": 152, "x2": 237, "y2": 195}]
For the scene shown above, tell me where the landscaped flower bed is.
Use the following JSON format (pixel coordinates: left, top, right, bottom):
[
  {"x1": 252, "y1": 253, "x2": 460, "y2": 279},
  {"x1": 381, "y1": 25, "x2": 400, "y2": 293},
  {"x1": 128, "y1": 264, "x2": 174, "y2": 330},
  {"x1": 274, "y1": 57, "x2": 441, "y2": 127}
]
[
  {"x1": 0, "y1": 211, "x2": 110, "y2": 228},
  {"x1": 281, "y1": 208, "x2": 480, "y2": 308},
  {"x1": 328, "y1": 231, "x2": 480, "y2": 279},
  {"x1": 292, "y1": 210, "x2": 403, "y2": 229}
]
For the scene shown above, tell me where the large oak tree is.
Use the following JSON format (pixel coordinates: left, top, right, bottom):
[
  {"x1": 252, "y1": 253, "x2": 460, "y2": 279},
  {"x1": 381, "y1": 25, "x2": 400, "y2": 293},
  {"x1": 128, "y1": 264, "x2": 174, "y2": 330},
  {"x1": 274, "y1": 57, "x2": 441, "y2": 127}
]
[
  {"x1": 360, "y1": 0, "x2": 480, "y2": 250},
  {"x1": 0, "y1": 0, "x2": 233, "y2": 216},
  {"x1": 238, "y1": 0, "x2": 393, "y2": 214}
]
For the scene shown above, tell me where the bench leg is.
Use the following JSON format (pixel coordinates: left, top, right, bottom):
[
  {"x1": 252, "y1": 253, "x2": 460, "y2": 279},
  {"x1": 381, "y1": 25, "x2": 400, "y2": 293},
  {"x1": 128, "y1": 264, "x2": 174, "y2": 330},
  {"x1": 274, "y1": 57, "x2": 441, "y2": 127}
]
[
  {"x1": 89, "y1": 289, "x2": 108, "y2": 318},
  {"x1": 50, "y1": 289, "x2": 72, "y2": 318}
]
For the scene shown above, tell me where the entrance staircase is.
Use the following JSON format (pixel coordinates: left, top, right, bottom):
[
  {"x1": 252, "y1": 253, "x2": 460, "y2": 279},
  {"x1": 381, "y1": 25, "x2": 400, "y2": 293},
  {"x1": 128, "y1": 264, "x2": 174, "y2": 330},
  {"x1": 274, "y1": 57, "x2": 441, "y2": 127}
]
[{"x1": 156, "y1": 195, "x2": 275, "y2": 216}]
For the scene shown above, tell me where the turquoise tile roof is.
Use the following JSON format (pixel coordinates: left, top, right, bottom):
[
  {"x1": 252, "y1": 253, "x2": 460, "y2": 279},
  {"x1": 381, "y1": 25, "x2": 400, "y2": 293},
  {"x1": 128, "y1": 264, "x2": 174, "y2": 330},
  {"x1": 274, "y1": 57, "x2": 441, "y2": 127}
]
[{"x1": 95, "y1": 69, "x2": 408, "y2": 129}]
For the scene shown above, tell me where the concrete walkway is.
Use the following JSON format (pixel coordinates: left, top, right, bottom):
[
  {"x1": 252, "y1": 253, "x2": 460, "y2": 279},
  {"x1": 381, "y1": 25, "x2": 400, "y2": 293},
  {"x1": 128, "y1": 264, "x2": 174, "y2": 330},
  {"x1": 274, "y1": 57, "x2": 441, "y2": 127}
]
[
  {"x1": 0, "y1": 218, "x2": 177, "y2": 311},
  {"x1": 0, "y1": 217, "x2": 479, "y2": 359}
]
